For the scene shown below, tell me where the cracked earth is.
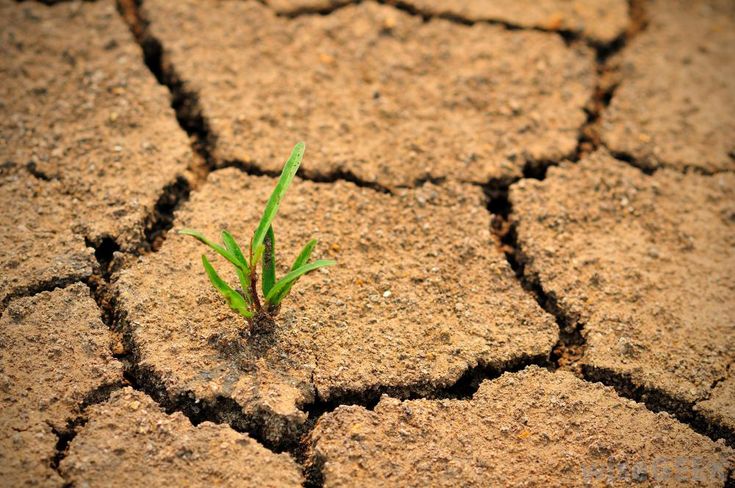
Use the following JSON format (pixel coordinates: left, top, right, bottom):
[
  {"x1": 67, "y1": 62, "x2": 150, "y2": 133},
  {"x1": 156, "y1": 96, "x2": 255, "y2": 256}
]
[{"x1": 1, "y1": 0, "x2": 734, "y2": 486}]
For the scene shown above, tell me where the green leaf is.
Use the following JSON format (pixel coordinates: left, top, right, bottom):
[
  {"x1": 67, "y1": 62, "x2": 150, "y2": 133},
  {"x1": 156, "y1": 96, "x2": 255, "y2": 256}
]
[
  {"x1": 221, "y1": 231, "x2": 251, "y2": 301},
  {"x1": 201, "y1": 255, "x2": 253, "y2": 318},
  {"x1": 251, "y1": 142, "x2": 305, "y2": 258},
  {"x1": 261, "y1": 226, "x2": 276, "y2": 297},
  {"x1": 291, "y1": 239, "x2": 317, "y2": 270},
  {"x1": 268, "y1": 239, "x2": 317, "y2": 305},
  {"x1": 179, "y1": 229, "x2": 245, "y2": 272},
  {"x1": 265, "y1": 259, "x2": 335, "y2": 305},
  {"x1": 221, "y1": 231, "x2": 249, "y2": 272}
]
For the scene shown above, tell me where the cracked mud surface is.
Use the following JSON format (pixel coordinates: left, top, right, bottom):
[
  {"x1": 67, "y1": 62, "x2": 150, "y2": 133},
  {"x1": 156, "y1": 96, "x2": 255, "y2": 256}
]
[
  {"x1": 308, "y1": 367, "x2": 734, "y2": 487},
  {"x1": 141, "y1": 0, "x2": 594, "y2": 189},
  {"x1": 0, "y1": 422, "x2": 61, "y2": 488},
  {"x1": 0, "y1": 0, "x2": 193, "y2": 250},
  {"x1": 61, "y1": 388, "x2": 303, "y2": 487},
  {"x1": 601, "y1": 0, "x2": 735, "y2": 173},
  {"x1": 0, "y1": 284, "x2": 122, "y2": 486},
  {"x1": 510, "y1": 150, "x2": 735, "y2": 432},
  {"x1": 0, "y1": 170, "x2": 95, "y2": 308},
  {"x1": 115, "y1": 169, "x2": 556, "y2": 446},
  {"x1": 2, "y1": 0, "x2": 735, "y2": 485},
  {"x1": 696, "y1": 372, "x2": 735, "y2": 445},
  {"x1": 398, "y1": 0, "x2": 629, "y2": 44}
]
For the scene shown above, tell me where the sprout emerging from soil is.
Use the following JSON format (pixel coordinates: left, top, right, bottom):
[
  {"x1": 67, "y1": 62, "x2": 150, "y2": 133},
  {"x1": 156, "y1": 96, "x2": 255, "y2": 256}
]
[{"x1": 179, "y1": 142, "x2": 335, "y2": 334}]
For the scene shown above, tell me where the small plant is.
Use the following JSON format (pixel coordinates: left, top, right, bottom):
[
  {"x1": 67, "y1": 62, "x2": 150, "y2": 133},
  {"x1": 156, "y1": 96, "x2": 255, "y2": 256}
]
[{"x1": 179, "y1": 142, "x2": 335, "y2": 334}]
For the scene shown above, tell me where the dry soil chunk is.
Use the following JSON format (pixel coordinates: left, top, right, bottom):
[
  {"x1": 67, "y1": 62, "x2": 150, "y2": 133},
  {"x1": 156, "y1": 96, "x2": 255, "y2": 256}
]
[
  {"x1": 0, "y1": 284, "x2": 122, "y2": 487},
  {"x1": 400, "y1": 0, "x2": 628, "y2": 44},
  {"x1": 0, "y1": 283, "x2": 122, "y2": 433},
  {"x1": 0, "y1": 0, "x2": 192, "y2": 249},
  {"x1": 308, "y1": 367, "x2": 734, "y2": 487},
  {"x1": 510, "y1": 150, "x2": 735, "y2": 411},
  {"x1": 0, "y1": 421, "x2": 63, "y2": 488},
  {"x1": 0, "y1": 171, "x2": 94, "y2": 308},
  {"x1": 60, "y1": 388, "x2": 302, "y2": 488},
  {"x1": 601, "y1": 0, "x2": 735, "y2": 173},
  {"x1": 114, "y1": 168, "x2": 556, "y2": 446},
  {"x1": 696, "y1": 372, "x2": 735, "y2": 445},
  {"x1": 142, "y1": 1, "x2": 593, "y2": 188}
]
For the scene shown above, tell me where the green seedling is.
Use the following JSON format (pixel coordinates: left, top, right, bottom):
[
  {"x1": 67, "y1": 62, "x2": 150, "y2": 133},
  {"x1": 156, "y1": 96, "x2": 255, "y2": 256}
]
[{"x1": 179, "y1": 142, "x2": 335, "y2": 333}]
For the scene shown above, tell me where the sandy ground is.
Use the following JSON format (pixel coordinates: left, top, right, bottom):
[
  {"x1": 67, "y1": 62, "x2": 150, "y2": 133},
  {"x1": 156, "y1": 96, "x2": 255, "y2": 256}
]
[{"x1": 1, "y1": 0, "x2": 733, "y2": 486}]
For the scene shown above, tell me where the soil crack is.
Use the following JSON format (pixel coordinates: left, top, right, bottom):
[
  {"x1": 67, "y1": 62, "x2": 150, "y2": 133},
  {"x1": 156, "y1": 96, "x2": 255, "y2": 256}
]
[
  {"x1": 583, "y1": 366, "x2": 734, "y2": 448},
  {"x1": 377, "y1": 0, "x2": 580, "y2": 42},
  {"x1": 0, "y1": 278, "x2": 84, "y2": 318},
  {"x1": 264, "y1": 0, "x2": 357, "y2": 18},
  {"x1": 220, "y1": 159, "x2": 393, "y2": 194},
  {"x1": 573, "y1": 0, "x2": 648, "y2": 162},
  {"x1": 49, "y1": 383, "x2": 124, "y2": 486}
]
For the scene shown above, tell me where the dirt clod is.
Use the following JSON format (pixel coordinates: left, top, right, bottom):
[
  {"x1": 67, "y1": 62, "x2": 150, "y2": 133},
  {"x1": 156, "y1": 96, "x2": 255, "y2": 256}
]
[
  {"x1": 0, "y1": 422, "x2": 63, "y2": 488},
  {"x1": 60, "y1": 387, "x2": 303, "y2": 487},
  {"x1": 140, "y1": 0, "x2": 594, "y2": 189},
  {"x1": 0, "y1": 284, "x2": 123, "y2": 486},
  {"x1": 601, "y1": 0, "x2": 735, "y2": 173},
  {"x1": 696, "y1": 373, "x2": 735, "y2": 445},
  {"x1": 114, "y1": 168, "x2": 556, "y2": 446},
  {"x1": 307, "y1": 366, "x2": 734, "y2": 487},
  {"x1": 0, "y1": 284, "x2": 123, "y2": 433},
  {"x1": 0, "y1": 0, "x2": 193, "y2": 250},
  {"x1": 0, "y1": 171, "x2": 95, "y2": 308},
  {"x1": 510, "y1": 150, "x2": 735, "y2": 426}
]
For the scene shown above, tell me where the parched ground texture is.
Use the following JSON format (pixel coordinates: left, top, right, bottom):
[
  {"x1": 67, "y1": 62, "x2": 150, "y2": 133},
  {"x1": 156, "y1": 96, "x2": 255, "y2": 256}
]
[{"x1": 1, "y1": 0, "x2": 734, "y2": 486}]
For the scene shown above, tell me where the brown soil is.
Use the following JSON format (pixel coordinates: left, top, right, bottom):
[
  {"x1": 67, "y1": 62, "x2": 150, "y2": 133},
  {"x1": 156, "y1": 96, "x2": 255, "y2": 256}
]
[
  {"x1": 397, "y1": 0, "x2": 629, "y2": 44},
  {"x1": 2, "y1": 0, "x2": 734, "y2": 485},
  {"x1": 60, "y1": 387, "x2": 303, "y2": 487},
  {"x1": 264, "y1": 0, "x2": 351, "y2": 15},
  {"x1": 0, "y1": 284, "x2": 122, "y2": 485},
  {"x1": 510, "y1": 149, "x2": 735, "y2": 426},
  {"x1": 0, "y1": 422, "x2": 62, "y2": 488},
  {"x1": 696, "y1": 372, "x2": 735, "y2": 443},
  {"x1": 0, "y1": 170, "x2": 95, "y2": 308},
  {"x1": 141, "y1": 0, "x2": 594, "y2": 189},
  {"x1": 601, "y1": 0, "x2": 735, "y2": 173},
  {"x1": 0, "y1": 283, "x2": 122, "y2": 432},
  {"x1": 114, "y1": 168, "x2": 556, "y2": 446},
  {"x1": 307, "y1": 367, "x2": 734, "y2": 487},
  {"x1": 0, "y1": 0, "x2": 194, "y2": 250}
]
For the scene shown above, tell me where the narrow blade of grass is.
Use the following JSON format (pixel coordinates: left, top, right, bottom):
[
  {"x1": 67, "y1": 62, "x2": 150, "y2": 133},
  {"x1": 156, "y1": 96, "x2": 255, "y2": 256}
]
[
  {"x1": 265, "y1": 259, "x2": 335, "y2": 305},
  {"x1": 221, "y1": 231, "x2": 252, "y2": 301},
  {"x1": 201, "y1": 255, "x2": 253, "y2": 318},
  {"x1": 221, "y1": 231, "x2": 250, "y2": 272},
  {"x1": 251, "y1": 142, "x2": 305, "y2": 258},
  {"x1": 179, "y1": 229, "x2": 245, "y2": 272},
  {"x1": 261, "y1": 226, "x2": 276, "y2": 297},
  {"x1": 268, "y1": 239, "x2": 317, "y2": 305}
]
